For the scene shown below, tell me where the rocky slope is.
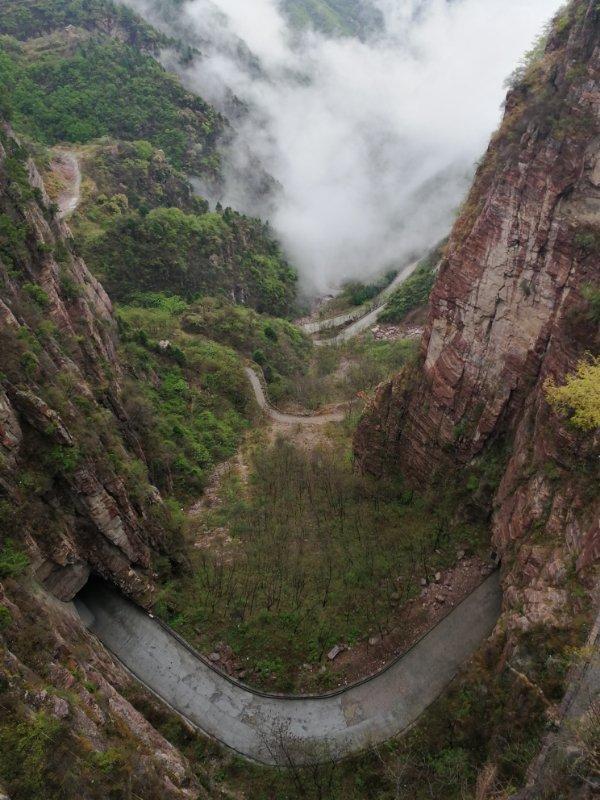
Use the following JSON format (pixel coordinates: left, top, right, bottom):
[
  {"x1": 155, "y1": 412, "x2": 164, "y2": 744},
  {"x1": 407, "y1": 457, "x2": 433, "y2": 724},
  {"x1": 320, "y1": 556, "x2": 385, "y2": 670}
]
[
  {"x1": 355, "y1": 3, "x2": 599, "y2": 789},
  {"x1": 0, "y1": 123, "x2": 159, "y2": 601},
  {"x1": 0, "y1": 118, "x2": 222, "y2": 798},
  {"x1": 356, "y1": 0, "x2": 599, "y2": 570}
]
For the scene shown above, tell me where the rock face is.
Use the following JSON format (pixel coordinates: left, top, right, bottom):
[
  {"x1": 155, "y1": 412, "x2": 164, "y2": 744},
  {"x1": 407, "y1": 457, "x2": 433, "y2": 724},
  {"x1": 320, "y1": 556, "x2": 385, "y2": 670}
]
[
  {"x1": 0, "y1": 121, "x2": 213, "y2": 797},
  {"x1": 0, "y1": 122, "x2": 160, "y2": 603},
  {"x1": 355, "y1": 1, "x2": 600, "y2": 580},
  {"x1": 355, "y1": 14, "x2": 599, "y2": 793}
]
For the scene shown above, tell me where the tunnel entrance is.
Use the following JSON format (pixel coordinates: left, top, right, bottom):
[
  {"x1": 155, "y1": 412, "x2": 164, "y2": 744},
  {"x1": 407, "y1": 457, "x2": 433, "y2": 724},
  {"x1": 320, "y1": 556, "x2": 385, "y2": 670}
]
[
  {"x1": 73, "y1": 574, "x2": 114, "y2": 630},
  {"x1": 37, "y1": 558, "x2": 91, "y2": 602}
]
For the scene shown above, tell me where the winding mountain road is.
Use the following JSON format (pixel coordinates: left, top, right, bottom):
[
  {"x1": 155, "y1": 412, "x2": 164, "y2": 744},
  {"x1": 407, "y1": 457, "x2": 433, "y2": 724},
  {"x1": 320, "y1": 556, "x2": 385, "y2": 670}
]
[
  {"x1": 244, "y1": 366, "x2": 345, "y2": 425},
  {"x1": 74, "y1": 266, "x2": 502, "y2": 767},
  {"x1": 75, "y1": 571, "x2": 501, "y2": 765},
  {"x1": 72, "y1": 343, "x2": 503, "y2": 768},
  {"x1": 301, "y1": 304, "x2": 369, "y2": 336},
  {"x1": 302, "y1": 258, "x2": 421, "y2": 345}
]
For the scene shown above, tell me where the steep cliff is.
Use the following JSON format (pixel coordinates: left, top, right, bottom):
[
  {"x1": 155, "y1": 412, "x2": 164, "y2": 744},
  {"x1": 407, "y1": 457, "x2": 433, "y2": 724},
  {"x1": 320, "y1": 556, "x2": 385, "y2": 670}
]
[
  {"x1": 0, "y1": 117, "x2": 230, "y2": 797},
  {"x1": 0, "y1": 121, "x2": 168, "y2": 602},
  {"x1": 353, "y1": 9, "x2": 600, "y2": 793},
  {"x1": 356, "y1": 0, "x2": 599, "y2": 577}
]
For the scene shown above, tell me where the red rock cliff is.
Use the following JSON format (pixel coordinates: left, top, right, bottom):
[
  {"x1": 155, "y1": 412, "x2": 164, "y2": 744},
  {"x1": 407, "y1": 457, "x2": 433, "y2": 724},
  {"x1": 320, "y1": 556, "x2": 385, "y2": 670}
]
[{"x1": 355, "y1": 1, "x2": 599, "y2": 582}]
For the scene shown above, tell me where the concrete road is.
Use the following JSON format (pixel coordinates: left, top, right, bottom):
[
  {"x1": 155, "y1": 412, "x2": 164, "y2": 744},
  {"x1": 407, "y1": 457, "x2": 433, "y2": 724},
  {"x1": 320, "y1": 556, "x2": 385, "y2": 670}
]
[
  {"x1": 75, "y1": 571, "x2": 501, "y2": 765},
  {"x1": 301, "y1": 305, "x2": 367, "y2": 336},
  {"x1": 313, "y1": 259, "x2": 422, "y2": 346},
  {"x1": 244, "y1": 366, "x2": 345, "y2": 425}
]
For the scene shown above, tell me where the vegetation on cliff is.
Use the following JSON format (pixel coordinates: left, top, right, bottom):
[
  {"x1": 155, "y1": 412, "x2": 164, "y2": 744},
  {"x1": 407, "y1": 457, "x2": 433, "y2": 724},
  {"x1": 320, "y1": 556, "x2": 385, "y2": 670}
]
[
  {"x1": 353, "y1": 2, "x2": 600, "y2": 799},
  {"x1": 0, "y1": 0, "x2": 598, "y2": 798},
  {"x1": 0, "y1": 114, "x2": 224, "y2": 797},
  {"x1": 281, "y1": 0, "x2": 383, "y2": 38},
  {"x1": 546, "y1": 355, "x2": 600, "y2": 431},
  {"x1": 378, "y1": 252, "x2": 438, "y2": 324}
]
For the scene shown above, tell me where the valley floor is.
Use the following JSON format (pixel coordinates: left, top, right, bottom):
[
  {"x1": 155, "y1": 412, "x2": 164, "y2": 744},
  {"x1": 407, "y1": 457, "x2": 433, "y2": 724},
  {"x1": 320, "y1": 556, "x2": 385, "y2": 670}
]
[{"x1": 152, "y1": 338, "x2": 492, "y2": 695}]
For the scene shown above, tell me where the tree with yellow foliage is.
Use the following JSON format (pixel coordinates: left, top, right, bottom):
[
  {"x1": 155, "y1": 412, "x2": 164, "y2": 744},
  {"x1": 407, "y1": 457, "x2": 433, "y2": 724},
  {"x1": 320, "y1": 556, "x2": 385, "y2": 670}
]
[{"x1": 545, "y1": 356, "x2": 600, "y2": 431}]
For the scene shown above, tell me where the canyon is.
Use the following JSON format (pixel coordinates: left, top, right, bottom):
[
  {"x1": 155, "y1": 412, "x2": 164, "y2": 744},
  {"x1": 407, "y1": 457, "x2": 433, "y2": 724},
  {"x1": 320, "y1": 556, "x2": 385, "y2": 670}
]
[{"x1": 0, "y1": 1, "x2": 598, "y2": 799}]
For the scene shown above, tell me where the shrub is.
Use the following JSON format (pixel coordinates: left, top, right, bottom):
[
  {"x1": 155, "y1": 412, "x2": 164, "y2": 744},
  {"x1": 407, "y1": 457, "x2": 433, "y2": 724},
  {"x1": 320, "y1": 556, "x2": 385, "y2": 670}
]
[
  {"x1": 341, "y1": 270, "x2": 397, "y2": 307},
  {"x1": 429, "y1": 747, "x2": 473, "y2": 783},
  {"x1": 0, "y1": 539, "x2": 29, "y2": 578},
  {"x1": 59, "y1": 270, "x2": 82, "y2": 301},
  {"x1": 582, "y1": 284, "x2": 600, "y2": 324},
  {"x1": 131, "y1": 292, "x2": 189, "y2": 315},
  {"x1": 570, "y1": 700, "x2": 600, "y2": 786},
  {"x1": 0, "y1": 212, "x2": 27, "y2": 266},
  {"x1": 19, "y1": 350, "x2": 39, "y2": 377},
  {"x1": 0, "y1": 604, "x2": 12, "y2": 630},
  {"x1": 545, "y1": 356, "x2": 600, "y2": 431},
  {"x1": 575, "y1": 229, "x2": 600, "y2": 255},
  {"x1": 23, "y1": 282, "x2": 50, "y2": 308},
  {"x1": 379, "y1": 258, "x2": 437, "y2": 324},
  {"x1": 0, "y1": 712, "x2": 64, "y2": 799},
  {"x1": 43, "y1": 445, "x2": 80, "y2": 476},
  {"x1": 252, "y1": 348, "x2": 266, "y2": 366},
  {"x1": 0, "y1": 82, "x2": 12, "y2": 119},
  {"x1": 263, "y1": 323, "x2": 278, "y2": 341}
]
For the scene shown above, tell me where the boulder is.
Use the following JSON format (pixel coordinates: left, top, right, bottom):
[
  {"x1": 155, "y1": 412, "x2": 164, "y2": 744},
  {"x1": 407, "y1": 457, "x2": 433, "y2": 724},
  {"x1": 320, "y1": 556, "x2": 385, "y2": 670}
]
[{"x1": 327, "y1": 645, "x2": 343, "y2": 661}]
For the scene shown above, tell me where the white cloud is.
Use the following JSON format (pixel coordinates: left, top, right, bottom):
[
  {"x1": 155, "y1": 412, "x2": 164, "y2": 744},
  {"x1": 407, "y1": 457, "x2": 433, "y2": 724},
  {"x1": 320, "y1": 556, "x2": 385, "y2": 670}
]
[{"x1": 125, "y1": 0, "x2": 565, "y2": 294}]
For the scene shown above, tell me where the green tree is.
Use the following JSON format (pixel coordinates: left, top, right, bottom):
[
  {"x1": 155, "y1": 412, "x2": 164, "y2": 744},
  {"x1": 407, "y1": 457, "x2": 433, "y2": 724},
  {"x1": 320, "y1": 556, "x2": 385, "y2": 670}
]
[{"x1": 545, "y1": 357, "x2": 600, "y2": 430}]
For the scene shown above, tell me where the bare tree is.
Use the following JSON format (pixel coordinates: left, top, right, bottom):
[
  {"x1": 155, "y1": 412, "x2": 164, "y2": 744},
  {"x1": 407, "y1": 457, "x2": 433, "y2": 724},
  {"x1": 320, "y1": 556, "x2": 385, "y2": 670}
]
[{"x1": 260, "y1": 721, "x2": 340, "y2": 800}]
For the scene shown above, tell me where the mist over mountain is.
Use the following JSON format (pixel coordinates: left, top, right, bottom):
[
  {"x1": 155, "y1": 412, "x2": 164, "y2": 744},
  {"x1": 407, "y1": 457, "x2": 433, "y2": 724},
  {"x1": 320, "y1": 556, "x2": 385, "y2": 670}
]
[
  {"x1": 280, "y1": 0, "x2": 384, "y2": 38},
  {"x1": 122, "y1": 0, "x2": 565, "y2": 293},
  {"x1": 0, "y1": 0, "x2": 598, "y2": 796}
]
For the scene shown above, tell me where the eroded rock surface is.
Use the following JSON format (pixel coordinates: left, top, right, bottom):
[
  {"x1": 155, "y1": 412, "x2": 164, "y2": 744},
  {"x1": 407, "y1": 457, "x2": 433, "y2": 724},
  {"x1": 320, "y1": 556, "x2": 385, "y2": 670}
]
[
  {"x1": 355, "y1": 3, "x2": 600, "y2": 583},
  {"x1": 0, "y1": 120, "x2": 207, "y2": 797},
  {"x1": 355, "y1": 8, "x2": 600, "y2": 790}
]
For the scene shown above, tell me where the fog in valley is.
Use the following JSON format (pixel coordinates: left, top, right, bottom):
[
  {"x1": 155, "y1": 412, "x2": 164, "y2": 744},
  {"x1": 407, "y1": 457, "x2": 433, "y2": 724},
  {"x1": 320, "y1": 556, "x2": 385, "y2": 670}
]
[{"x1": 124, "y1": 0, "x2": 565, "y2": 293}]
